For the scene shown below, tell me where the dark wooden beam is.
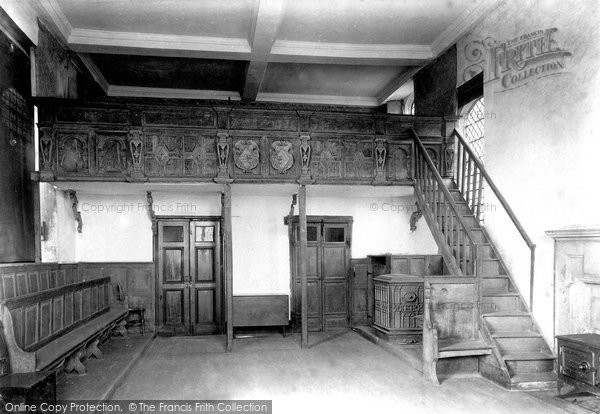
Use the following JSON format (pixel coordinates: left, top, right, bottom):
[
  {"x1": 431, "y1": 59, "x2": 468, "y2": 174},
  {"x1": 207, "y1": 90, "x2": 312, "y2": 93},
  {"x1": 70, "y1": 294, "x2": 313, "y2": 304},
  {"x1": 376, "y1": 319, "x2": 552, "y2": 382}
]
[
  {"x1": 222, "y1": 183, "x2": 234, "y2": 351},
  {"x1": 298, "y1": 184, "x2": 308, "y2": 348},
  {"x1": 242, "y1": 0, "x2": 285, "y2": 100}
]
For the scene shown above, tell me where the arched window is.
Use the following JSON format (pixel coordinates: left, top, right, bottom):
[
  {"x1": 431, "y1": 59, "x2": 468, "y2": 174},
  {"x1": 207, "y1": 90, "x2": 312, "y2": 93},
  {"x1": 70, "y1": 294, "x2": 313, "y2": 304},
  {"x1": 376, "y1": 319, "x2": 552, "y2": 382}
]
[{"x1": 463, "y1": 97, "x2": 485, "y2": 161}]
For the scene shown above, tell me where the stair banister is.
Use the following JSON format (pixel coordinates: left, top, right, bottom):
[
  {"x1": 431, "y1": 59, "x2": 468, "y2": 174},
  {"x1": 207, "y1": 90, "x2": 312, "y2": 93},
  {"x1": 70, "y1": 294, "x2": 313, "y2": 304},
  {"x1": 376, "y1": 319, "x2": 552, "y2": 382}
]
[
  {"x1": 451, "y1": 129, "x2": 537, "y2": 311},
  {"x1": 411, "y1": 128, "x2": 480, "y2": 278}
]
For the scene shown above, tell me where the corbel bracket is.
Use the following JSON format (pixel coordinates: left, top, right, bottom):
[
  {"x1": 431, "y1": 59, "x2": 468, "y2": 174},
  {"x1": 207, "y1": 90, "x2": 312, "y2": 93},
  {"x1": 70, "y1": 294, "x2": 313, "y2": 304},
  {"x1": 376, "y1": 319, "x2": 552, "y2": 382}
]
[{"x1": 67, "y1": 190, "x2": 82, "y2": 233}]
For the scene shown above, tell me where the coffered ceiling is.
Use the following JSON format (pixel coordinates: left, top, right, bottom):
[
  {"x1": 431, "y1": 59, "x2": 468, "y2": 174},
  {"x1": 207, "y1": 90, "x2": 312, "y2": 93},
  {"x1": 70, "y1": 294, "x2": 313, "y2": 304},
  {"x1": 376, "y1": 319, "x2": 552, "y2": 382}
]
[{"x1": 29, "y1": 0, "x2": 498, "y2": 106}]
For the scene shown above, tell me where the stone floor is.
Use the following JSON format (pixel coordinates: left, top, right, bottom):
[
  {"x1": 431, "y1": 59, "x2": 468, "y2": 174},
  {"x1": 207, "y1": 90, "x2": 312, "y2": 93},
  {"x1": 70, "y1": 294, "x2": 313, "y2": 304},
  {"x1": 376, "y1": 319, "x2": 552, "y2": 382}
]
[{"x1": 109, "y1": 330, "x2": 576, "y2": 414}]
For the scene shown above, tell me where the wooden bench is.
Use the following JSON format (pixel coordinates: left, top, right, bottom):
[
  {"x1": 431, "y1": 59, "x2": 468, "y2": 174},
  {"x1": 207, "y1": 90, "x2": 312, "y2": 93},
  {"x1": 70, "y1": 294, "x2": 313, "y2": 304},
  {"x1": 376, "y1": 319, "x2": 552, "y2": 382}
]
[
  {"x1": 0, "y1": 277, "x2": 127, "y2": 374},
  {"x1": 232, "y1": 295, "x2": 288, "y2": 337},
  {"x1": 422, "y1": 276, "x2": 492, "y2": 384}
]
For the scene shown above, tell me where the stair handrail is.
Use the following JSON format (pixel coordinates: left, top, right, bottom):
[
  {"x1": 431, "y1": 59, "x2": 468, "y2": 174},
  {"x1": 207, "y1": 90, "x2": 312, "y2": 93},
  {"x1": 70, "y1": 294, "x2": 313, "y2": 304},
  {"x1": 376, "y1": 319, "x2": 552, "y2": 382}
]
[
  {"x1": 451, "y1": 129, "x2": 537, "y2": 311},
  {"x1": 411, "y1": 128, "x2": 481, "y2": 278}
]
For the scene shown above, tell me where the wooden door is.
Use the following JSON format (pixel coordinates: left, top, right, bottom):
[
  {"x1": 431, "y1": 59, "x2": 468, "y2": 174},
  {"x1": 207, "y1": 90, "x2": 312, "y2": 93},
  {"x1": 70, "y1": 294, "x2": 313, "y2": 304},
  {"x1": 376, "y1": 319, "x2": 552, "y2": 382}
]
[
  {"x1": 291, "y1": 217, "x2": 351, "y2": 331},
  {"x1": 157, "y1": 219, "x2": 222, "y2": 335}
]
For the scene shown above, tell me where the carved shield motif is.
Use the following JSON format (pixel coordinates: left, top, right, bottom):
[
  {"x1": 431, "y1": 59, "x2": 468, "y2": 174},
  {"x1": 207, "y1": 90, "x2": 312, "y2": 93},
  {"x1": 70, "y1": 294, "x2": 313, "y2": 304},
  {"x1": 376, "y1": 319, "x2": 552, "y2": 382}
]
[
  {"x1": 234, "y1": 140, "x2": 259, "y2": 173},
  {"x1": 270, "y1": 140, "x2": 294, "y2": 173}
]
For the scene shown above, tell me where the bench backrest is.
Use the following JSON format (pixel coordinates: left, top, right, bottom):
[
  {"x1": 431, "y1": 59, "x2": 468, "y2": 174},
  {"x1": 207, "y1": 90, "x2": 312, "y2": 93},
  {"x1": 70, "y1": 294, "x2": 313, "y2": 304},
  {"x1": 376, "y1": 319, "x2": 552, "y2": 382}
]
[
  {"x1": 424, "y1": 276, "x2": 479, "y2": 341},
  {"x1": 0, "y1": 278, "x2": 111, "y2": 352},
  {"x1": 0, "y1": 263, "x2": 80, "y2": 300},
  {"x1": 389, "y1": 255, "x2": 444, "y2": 276}
]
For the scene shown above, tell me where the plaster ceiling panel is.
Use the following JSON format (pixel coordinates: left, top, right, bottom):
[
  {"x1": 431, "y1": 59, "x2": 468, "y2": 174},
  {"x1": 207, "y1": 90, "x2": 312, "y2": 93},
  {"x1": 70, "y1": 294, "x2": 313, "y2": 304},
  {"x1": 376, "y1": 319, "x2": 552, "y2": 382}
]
[
  {"x1": 57, "y1": 0, "x2": 253, "y2": 38},
  {"x1": 278, "y1": 0, "x2": 479, "y2": 45},
  {"x1": 261, "y1": 63, "x2": 410, "y2": 97},
  {"x1": 90, "y1": 54, "x2": 248, "y2": 91}
]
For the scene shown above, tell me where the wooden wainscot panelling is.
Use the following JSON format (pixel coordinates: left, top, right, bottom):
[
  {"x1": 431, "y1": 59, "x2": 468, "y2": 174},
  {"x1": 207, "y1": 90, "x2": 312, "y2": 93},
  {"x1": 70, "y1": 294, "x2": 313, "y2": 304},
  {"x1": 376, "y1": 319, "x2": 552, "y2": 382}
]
[{"x1": 37, "y1": 101, "x2": 452, "y2": 183}]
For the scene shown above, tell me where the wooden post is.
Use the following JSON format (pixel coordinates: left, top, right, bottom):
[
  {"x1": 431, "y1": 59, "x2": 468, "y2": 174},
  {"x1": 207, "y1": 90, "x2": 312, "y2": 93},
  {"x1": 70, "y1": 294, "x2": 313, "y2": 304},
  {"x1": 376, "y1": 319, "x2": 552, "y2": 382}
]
[
  {"x1": 298, "y1": 185, "x2": 308, "y2": 348},
  {"x1": 222, "y1": 183, "x2": 234, "y2": 352}
]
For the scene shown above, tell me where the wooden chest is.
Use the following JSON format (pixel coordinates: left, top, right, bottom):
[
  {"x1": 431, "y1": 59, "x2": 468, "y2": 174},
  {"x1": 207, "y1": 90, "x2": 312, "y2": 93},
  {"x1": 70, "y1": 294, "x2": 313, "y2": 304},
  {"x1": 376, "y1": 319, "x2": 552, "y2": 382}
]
[
  {"x1": 557, "y1": 334, "x2": 600, "y2": 396},
  {"x1": 373, "y1": 274, "x2": 423, "y2": 337}
]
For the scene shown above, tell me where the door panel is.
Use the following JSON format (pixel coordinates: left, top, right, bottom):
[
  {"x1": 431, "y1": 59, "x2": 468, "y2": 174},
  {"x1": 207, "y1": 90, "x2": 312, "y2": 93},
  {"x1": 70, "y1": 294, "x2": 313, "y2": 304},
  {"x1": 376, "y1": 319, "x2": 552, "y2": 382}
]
[
  {"x1": 189, "y1": 221, "x2": 221, "y2": 334},
  {"x1": 158, "y1": 221, "x2": 189, "y2": 335},
  {"x1": 291, "y1": 219, "x2": 351, "y2": 331},
  {"x1": 350, "y1": 259, "x2": 369, "y2": 325},
  {"x1": 157, "y1": 219, "x2": 222, "y2": 335}
]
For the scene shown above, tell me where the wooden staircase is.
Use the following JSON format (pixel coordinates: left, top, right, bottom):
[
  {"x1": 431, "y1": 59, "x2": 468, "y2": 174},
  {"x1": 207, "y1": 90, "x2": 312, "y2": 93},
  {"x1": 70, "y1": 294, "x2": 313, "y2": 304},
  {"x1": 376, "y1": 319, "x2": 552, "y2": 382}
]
[{"x1": 412, "y1": 128, "x2": 556, "y2": 390}]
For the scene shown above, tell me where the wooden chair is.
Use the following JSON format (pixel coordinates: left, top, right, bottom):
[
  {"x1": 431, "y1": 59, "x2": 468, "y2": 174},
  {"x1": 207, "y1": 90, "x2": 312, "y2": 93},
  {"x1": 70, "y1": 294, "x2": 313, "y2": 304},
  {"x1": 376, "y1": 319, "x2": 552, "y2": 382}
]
[{"x1": 422, "y1": 276, "x2": 492, "y2": 384}]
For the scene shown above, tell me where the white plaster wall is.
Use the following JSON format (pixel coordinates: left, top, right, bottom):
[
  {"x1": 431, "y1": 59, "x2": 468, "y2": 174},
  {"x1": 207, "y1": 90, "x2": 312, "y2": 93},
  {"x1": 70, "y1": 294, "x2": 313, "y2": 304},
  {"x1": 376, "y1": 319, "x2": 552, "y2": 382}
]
[
  {"x1": 231, "y1": 184, "x2": 438, "y2": 295},
  {"x1": 456, "y1": 0, "x2": 600, "y2": 342},
  {"x1": 47, "y1": 183, "x2": 438, "y2": 297},
  {"x1": 40, "y1": 183, "x2": 77, "y2": 263}
]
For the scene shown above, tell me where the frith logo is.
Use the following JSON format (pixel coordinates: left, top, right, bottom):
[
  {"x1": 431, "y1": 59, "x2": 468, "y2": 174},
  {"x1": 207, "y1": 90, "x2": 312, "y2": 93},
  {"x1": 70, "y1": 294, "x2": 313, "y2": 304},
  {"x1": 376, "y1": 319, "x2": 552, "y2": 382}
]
[{"x1": 463, "y1": 28, "x2": 572, "y2": 90}]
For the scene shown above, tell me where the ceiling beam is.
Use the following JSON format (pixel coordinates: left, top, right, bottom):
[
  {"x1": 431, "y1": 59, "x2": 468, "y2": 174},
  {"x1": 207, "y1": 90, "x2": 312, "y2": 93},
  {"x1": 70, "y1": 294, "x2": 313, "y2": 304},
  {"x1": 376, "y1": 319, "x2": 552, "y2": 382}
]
[
  {"x1": 76, "y1": 53, "x2": 109, "y2": 94},
  {"x1": 270, "y1": 40, "x2": 432, "y2": 66},
  {"x1": 242, "y1": 0, "x2": 286, "y2": 101},
  {"x1": 376, "y1": 66, "x2": 422, "y2": 105},
  {"x1": 430, "y1": 0, "x2": 501, "y2": 57}
]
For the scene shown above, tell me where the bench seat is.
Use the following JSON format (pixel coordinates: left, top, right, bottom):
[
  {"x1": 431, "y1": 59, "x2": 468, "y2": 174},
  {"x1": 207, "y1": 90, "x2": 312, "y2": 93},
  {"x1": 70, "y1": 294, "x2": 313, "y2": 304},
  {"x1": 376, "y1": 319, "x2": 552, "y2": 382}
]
[
  {"x1": 438, "y1": 339, "x2": 492, "y2": 358},
  {"x1": 36, "y1": 308, "x2": 127, "y2": 371}
]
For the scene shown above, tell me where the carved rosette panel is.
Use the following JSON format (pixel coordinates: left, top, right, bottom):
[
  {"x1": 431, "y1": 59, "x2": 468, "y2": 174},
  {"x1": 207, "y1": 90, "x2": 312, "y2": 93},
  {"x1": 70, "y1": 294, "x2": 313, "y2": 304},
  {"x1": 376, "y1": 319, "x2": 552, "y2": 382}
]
[
  {"x1": 392, "y1": 284, "x2": 424, "y2": 329},
  {"x1": 183, "y1": 134, "x2": 217, "y2": 177},
  {"x1": 57, "y1": 131, "x2": 90, "y2": 174},
  {"x1": 233, "y1": 138, "x2": 261, "y2": 175},
  {"x1": 96, "y1": 132, "x2": 127, "y2": 175},
  {"x1": 144, "y1": 132, "x2": 182, "y2": 177},
  {"x1": 387, "y1": 144, "x2": 412, "y2": 181}
]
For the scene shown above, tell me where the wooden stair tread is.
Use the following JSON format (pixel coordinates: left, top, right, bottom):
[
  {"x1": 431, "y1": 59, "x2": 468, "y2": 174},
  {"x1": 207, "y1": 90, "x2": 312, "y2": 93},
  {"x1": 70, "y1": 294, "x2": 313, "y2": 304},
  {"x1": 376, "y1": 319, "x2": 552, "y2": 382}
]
[
  {"x1": 510, "y1": 372, "x2": 558, "y2": 384},
  {"x1": 438, "y1": 339, "x2": 492, "y2": 357},
  {"x1": 483, "y1": 293, "x2": 520, "y2": 297},
  {"x1": 481, "y1": 275, "x2": 509, "y2": 279},
  {"x1": 483, "y1": 310, "x2": 530, "y2": 317},
  {"x1": 491, "y1": 331, "x2": 542, "y2": 338},
  {"x1": 502, "y1": 352, "x2": 555, "y2": 361}
]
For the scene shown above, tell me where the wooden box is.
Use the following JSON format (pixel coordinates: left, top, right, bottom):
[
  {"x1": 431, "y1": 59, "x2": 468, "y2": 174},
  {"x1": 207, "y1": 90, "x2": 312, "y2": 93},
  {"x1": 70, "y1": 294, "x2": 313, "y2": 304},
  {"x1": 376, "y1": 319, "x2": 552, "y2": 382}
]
[{"x1": 557, "y1": 334, "x2": 600, "y2": 396}]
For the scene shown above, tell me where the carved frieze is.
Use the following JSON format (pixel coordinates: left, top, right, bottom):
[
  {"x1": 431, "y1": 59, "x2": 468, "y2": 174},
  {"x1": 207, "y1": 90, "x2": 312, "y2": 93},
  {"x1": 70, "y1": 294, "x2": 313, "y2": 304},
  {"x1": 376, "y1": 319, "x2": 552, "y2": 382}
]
[
  {"x1": 143, "y1": 110, "x2": 215, "y2": 128},
  {"x1": 270, "y1": 140, "x2": 294, "y2": 174},
  {"x1": 183, "y1": 134, "x2": 217, "y2": 177},
  {"x1": 233, "y1": 139, "x2": 260, "y2": 174},
  {"x1": 229, "y1": 111, "x2": 298, "y2": 132}
]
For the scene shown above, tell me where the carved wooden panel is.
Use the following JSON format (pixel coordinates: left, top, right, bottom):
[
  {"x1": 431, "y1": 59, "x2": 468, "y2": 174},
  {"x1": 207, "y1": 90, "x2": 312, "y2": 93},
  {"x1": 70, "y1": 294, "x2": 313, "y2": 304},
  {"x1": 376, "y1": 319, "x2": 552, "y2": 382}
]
[
  {"x1": 143, "y1": 110, "x2": 216, "y2": 127},
  {"x1": 16, "y1": 272, "x2": 27, "y2": 296},
  {"x1": 387, "y1": 144, "x2": 412, "y2": 180},
  {"x1": 232, "y1": 137, "x2": 262, "y2": 176},
  {"x1": 144, "y1": 132, "x2": 182, "y2": 177},
  {"x1": 195, "y1": 289, "x2": 215, "y2": 323},
  {"x1": 311, "y1": 115, "x2": 374, "y2": 134},
  {"x1": 57, "y1": 131, "x2": 91, "y2": 175},
  {"x1": 56, "y1": 108, "x2": 130, "y2": 124},
  {"x1": 53, "y1": 296, "x2": 63, "y2": 333},
  {"x1": 229, "y1": 110, "x2": 298, "y2": 131},
  {"x1": 96, "y1": 131, "x2": 128, "y2": 175},
  {"x1": 183, "y1": 134, "x2": 218, "y2": 177},
  {"x1": 39, "y1": 299, "x2": 52, "y2": 340},
  {"x1": 310, "y1": 137, "x2": 374, "y2": 180},
  {"x1": 28, "y1": 271, "x2": 39, "y2": 293}
]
